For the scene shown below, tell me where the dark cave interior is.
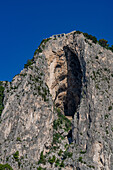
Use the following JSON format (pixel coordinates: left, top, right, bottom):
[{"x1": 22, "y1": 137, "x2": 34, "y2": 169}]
[{"x1": 63, "y1": 47, "x2": 83, "y2": 118}]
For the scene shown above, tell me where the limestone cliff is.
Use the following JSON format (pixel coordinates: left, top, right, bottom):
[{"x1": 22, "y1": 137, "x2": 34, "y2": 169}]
[{"x1": 0, "y1": 31, "x2": 113, "y2": 170}]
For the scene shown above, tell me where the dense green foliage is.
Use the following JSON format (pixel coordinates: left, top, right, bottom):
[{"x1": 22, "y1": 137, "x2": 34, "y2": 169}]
[
  {"x1": 48, "y1": 155, "x2": 56, "y2": 165},
  {"x1": 83, "y1": 33, "x2": 97, "y2": 43},
  {"x1": 55, "y1": 159, "x2": 60, "y2": 167},
  {"x1": 13, "y1": 151, "x2": 19, "y2": 161},
  {"x1": 60, "y1": 161, "x2": 64, "y2": 167},
  {"x1": 58, "y1": 149, "x2": 63, "y2": 156},
  {"x1": 38, "y1": 151, "x2": 46, "y2": 165},
  {"x1": 80, "y1": 150, "x2": 86, "y2": 154},
  {"x1": 98, "y1": 39, "x2": 109, "y2": 48},
  {"x1": 0, "y1": 83, "x2": 4, "y2": 117},
  {"x1": 0, "y1": 163, "x2": 13, "y2": 170},
  {"x1": 75, "y1": 30, "x2": 82, "y2": 34},
  {"x1": 108, "y1": 106, "x2": 112, "y2": 111},
  {"x1": 13, "y1": 151, "x2": 21, "y2": 168},
  {"x1": 53, "y1": 108, "x2": 71, "y2": 131},
  {"x1": 53, "y1": 133, "x2": 64, "y2": 144},
  {"x1": 78, "y1": 156, "x2": 83, "y2": 163},
  {"x1": 98, "y1": 39, "x2": 113, "y2": 51}
]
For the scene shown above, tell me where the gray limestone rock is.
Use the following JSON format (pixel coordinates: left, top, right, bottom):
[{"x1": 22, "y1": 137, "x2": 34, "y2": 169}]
[{"x1": 0, "y1": 31, "x2": 113, "y2": 170}]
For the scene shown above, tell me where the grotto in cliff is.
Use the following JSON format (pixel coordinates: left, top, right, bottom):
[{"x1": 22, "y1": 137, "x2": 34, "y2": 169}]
[{"x1": 0, "y1": 31, "x2": 113, "y2": 170}]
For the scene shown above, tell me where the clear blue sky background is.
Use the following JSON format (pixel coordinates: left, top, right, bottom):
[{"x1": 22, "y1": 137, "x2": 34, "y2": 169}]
[{"x1": 0, "y1": 0, "x2": 113, "y2": 81}]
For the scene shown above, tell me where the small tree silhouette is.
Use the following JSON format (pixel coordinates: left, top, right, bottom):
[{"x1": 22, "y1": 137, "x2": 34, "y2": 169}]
[{"x1": 99, "y1": 39, "x2": 109, "y2": 48}]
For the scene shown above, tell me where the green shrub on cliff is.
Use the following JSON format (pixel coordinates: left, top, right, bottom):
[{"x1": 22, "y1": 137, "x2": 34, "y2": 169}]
[
  {"x1": 37, "y1": 167, "x2": 46, "y2": 170},
  {"x1": 38, "y1": 151, "x2": 46, "y2": 165},
  {"x1": 13, "y1": 151, "x2": 19, "y2": 161},
  {"x1": 83, "y1": 33, "x2": 97, "y2": 43},
  {"x1": 34, "y1": 38, "x2": 51, "y2": 56},
  {"x1": 34, "y1": 48, "x2": 43, "y2": 55},
  {"x1": 55, "y1": 159, "x2": 60, "y2": 167},
  {"x1": 98, "y1": 39, "x2": 109, "y2": 48},
  {"x1": 75, "y1": 30, "x2": 82, "y2": 34},
  {"x1": 48, "y1": 155, "x2": 56, "y2": 165},
  {"x1": 0, "y1": 163, "x2": 13, "y2": 170},
  {"x1": 24, "y1": 59, "x2": 34, "y2": 68},
  {"x1": 109, "y1": 45, "x2": 113, "y2": 52},
  {"x1": 53, "y1": 108, "x2": 71, "y2": 131},
  {"x1": 62, "y1": 151, "x2": 73, "y2": 160},
  {"x1": 75, "y1": 31, "x2": 97, "y2": 43}
]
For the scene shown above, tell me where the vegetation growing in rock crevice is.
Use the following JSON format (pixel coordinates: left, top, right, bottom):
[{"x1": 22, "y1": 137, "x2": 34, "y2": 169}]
[
  {"x1": 108, "y1": 106, "x2": 112, "y2": 111},
  {"x1": 34, "y1": 48, "x2": 43, "y2": 55},
  {"x1": 37, "y1": 107, "x2": 73, "y2": 169},
  {"x1": 34, "y1": 38, "x2": 51, "y2": 56},
  {"x1": 38, "y1": 151, "x2": 46, "y2": 165},
  {"x1": 40, "y1": 38, "x2": 51, "y2": 47},
  {"x1": 53, "y1": 108, "x2": 71, "y2": 132},
  {"x1": 0, "y1": 82, "x2": 4, "y2": 117},
  {"x1": 48, "y1": 155, "x2": 56, "y2": 165},
  {"x1": 0, "y1": 163, "x2": 13, "y2": 170},
  {"x1": 24, "y1": 58, "x2": 34, "y2": 69},
  {"x1": 31, "y1": 73, "x2": 50, "y2": 102},
  {"x1": 13, "y1": 151, "x2": 19, "y2": 161},
  {"x1": 13, "y1": 151, "x2": 21, "y2": 168},
  {"x1": 37, "y1": 167, "x2": 46, "y2": 170},
  {"x1": 24, "y1": 38, "x2": 51, "y2": 69}
]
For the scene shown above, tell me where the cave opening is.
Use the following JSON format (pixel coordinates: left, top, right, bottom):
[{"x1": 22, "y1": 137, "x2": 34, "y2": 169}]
[{"x1": 63, "y1": 46, "x2": 83, "y2": 118}]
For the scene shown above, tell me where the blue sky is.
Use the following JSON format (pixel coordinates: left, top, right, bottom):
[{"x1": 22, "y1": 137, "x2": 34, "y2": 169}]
[{"x1": 0, "y1": 0, "x2": 113, "y2": 81}]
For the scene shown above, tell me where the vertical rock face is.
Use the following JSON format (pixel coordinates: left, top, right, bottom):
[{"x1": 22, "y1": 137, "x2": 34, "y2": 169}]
[
  {"x1": 44, "y1": 34, "x2": 84, "y2": 118},
  {"x1": 42, "y1": 32, "x2": 113, "y2": 169},
  {"x1": 0, "y1": 55, "x2": 54, "y2": 169},
  {"x1": 0, "y1": 31, "x2": 113, "y2": 170}
]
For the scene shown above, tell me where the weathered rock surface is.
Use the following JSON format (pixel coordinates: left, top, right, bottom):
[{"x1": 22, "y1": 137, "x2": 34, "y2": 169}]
[
  {"x1": 0, "y1": 31, "x2": 113, "y2": 170},
  {"x1": 0, "y1": 55, "x2": 54, "y2": 169}
]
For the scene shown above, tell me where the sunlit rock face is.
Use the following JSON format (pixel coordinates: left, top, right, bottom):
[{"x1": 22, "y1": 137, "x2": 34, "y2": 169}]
[
  {"x1": 0, "y1": 31, "x2": 113, "y2": 170},
  {"x1": 44, "y1": 34, "x2": 83, "y2": 118}
]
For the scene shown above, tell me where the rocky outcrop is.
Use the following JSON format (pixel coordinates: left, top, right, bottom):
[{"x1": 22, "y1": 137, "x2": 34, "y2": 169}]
[
  {"x1": 0, "y1": 31, "x2": 113, "y2": 170},
  {"x1": 43, "y1": 32, "x2": 113, "y2": 169},
  {"x1": 44, "y1": 33, "x2": 83, "y2": 117},
  {"x1": 0, "y1": 54, "x2": 54, "y2": 169}
]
